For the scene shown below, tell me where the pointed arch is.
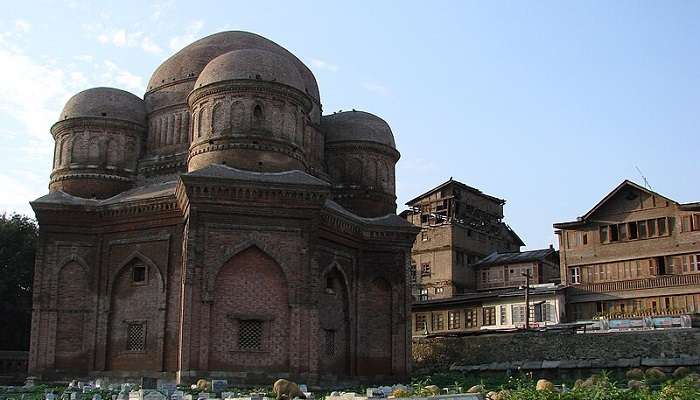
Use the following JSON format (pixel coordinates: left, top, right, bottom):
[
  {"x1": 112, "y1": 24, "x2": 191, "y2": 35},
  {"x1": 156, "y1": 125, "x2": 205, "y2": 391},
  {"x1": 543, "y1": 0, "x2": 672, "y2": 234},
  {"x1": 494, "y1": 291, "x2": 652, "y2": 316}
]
[
  {"x1": 319, "y1": 260, "x2": 352, "y2": 375},
  {"x1": 106, "y1": 251, "x2": 165, "y2": 372},
  {"x1": 208, "y1": 244, "x2": 290, "y2": 371},
  {"x1": 55, "y1": 253, "x2": 90, "y2": 277},
  {"x1": 206, "y1": 239, "x2": 291, "y2": 302},
  {"x1": 106, "y1": 138, "x2": 121, "y2": 167},
  {"x1": 54, "y1": 256, "x2": 91, "y2": 371},
  {"x1": 71, "y1": 133, "x2": 85, "y2": 163},
  {"x1": 230, "y1": 100, "x2": 246, "y2": 132},
  {"x1": 321, "y1": 260, "x2": 352, "y2": 293},
  {"x1": 109, "y1": 251, "x2": 165, "y2": 296},
  {"x1": 252, "y1": 103, "x2": 264, "y2": 128},
  {"x1": 211, "y1": 102, "x2": 227, "y2": 135}
]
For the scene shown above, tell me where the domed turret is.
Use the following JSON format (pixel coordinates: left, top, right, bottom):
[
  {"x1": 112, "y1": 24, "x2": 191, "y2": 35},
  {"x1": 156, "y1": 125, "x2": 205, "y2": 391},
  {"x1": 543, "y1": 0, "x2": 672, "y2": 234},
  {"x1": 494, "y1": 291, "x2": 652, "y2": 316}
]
[
  {"x1": 143, "y1": 31, "x2": 322, "y2": 173},
  {"x1": 322, "y1": 111, "x2": 400, "y2": 217},
  {"x1": 186, "y1": 49, "x2": 315, "y2": 173},
  {"x1": 50, "y1": 87, "x2": 145, "y2": 199}
]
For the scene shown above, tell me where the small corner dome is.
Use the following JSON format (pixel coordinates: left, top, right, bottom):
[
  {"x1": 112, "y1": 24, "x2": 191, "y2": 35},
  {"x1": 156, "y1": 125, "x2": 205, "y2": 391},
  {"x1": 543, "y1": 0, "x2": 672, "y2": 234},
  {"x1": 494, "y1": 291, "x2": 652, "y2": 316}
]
[
  {"x1": 59, "y1": 87, "x2": 146, "y2": 126},
  {"x1": 194, "y1": 49, "x2": 306, "y2": 93},
  {"x1": 322, "y1": 110, "x2": 396, "y2": 148}
]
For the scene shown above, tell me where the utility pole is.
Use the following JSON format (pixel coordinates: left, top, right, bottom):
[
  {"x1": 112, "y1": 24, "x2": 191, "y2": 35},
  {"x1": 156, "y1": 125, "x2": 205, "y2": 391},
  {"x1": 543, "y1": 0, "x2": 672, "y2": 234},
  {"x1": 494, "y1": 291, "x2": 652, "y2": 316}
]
[{"x1": 522, "y1": 270, "x2": 531, "y2": 330}]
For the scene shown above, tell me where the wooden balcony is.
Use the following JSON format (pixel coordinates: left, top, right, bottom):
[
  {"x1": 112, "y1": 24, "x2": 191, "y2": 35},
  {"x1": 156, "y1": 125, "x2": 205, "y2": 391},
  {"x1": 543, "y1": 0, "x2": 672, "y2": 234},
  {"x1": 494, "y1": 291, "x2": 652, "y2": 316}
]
[{"x1": 571, "y1": 273, "x2": 700, "y2": 294}]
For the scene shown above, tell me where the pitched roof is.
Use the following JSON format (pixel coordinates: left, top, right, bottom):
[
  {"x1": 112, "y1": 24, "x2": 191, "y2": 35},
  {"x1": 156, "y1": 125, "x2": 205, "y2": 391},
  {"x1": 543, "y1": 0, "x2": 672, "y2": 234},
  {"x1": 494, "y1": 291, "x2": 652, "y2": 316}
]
[
  {"x1": 405, "y1": 178, "x2": 505, "y2": 206},
  {"x1": 183, "y1": 164, "x2": 330, "y2": 187},
  {"x1": 553, "y1": 180, "x2": 681, "y2": 229},
  {"x1": 471, "y1": 247, "x2": 557, "y2": 268},
  {"x1": 324, "y1": 199, "x2": 417, "y2": 228},
  {"x1": 32, "y1": 181, "x2": 177, "y2": 208}
]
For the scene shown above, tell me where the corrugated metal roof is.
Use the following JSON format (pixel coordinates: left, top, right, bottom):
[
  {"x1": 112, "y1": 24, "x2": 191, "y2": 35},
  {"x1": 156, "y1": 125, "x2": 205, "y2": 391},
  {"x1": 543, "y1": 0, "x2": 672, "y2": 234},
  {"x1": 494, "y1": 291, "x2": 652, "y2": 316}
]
[{"x1": 472, "y1": 248, "x2": 557, "y2": 268}]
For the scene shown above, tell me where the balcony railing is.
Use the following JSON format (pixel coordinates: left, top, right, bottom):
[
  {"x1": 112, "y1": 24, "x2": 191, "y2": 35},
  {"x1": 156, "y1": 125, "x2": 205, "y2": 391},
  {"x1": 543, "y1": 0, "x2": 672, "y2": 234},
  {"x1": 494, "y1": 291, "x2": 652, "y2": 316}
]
[{"x1": 571, "y1": 273, "x2": 700, "y2": 293}]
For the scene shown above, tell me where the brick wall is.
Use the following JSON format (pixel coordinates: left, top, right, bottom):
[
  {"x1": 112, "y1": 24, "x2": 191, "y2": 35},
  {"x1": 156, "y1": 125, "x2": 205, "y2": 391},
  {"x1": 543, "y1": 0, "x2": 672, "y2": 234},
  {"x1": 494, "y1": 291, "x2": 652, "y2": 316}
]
[{"x1": 208, "y1": 246, "x2": 290, "y2": 371}]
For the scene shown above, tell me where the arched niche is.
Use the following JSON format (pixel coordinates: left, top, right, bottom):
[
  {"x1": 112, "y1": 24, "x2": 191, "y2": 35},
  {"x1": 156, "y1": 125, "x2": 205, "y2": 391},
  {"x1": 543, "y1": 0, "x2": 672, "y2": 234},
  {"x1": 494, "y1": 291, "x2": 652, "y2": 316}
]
[
  {"x1": 318, "y1": 262, "x2": 351, "y2": 375},
  {"x1": 208, "y1": 245, "x2": 290, "y2": 371}
]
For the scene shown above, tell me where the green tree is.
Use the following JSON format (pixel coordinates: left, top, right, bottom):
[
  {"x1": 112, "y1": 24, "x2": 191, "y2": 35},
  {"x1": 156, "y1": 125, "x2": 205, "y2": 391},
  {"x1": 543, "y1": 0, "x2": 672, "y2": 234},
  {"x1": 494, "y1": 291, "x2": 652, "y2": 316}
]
[{"x1": 0, "y1": 213, "x2": 38, "y2": 350}]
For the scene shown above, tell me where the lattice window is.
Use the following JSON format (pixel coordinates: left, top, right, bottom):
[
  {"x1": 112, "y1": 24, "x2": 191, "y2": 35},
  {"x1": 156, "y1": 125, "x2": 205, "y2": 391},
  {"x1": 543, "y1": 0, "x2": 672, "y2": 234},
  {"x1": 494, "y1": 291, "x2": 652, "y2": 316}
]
[
  {"x1": 238, "y1": 320, "x2": 263, "y2": 351},
  {"x1": 324, "y1": 329, "x2": 336, "y2": 356},
  {"x1": 126, "y1": 322, "x2": 146, "y2": 352}
]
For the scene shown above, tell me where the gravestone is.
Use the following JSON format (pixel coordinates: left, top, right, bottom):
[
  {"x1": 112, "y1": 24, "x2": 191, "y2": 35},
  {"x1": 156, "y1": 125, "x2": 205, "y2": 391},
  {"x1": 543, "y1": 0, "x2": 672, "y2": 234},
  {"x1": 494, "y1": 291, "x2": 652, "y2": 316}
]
[
  {"x1": 143, "y1": 391, "x2": 166, "y2": 400},
  {"x1": 141, "y1": 378, "x2": 158, "y2": 390},
  {"x1": 157, "y1": 382, "x2": 177, "y2": 397},
  {"x1": 46, "y1": 393, "x2": 56, "y2": 400},
  {"x1": 170, "y1": 391, "x2": 184, "y2": 400},
  {"x1": 210, "y1": 381, "x2": 227, "y2": 394}
]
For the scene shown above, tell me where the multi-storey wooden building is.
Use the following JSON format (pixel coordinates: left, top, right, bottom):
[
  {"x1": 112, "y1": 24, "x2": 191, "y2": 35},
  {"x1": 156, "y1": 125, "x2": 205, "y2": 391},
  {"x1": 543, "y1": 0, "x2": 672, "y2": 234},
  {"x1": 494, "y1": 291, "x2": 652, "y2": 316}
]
[
  {"x1": 554, "y1": 180, "x2": 700, "y2": 321},
  {"x1": 402, "y1": 179, "x2": 523, "y2": 300},
  {"x1": 411, "y1": 248, "x2": 564, "y2": 336}
]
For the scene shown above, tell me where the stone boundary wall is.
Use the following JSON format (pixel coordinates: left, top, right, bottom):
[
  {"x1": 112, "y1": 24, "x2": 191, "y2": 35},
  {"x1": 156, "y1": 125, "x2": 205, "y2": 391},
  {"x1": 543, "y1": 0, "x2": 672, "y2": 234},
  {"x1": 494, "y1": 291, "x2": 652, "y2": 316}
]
[
  {"x1": 413, "y1": 328, "x2": 700, "y2": 375},
  {"x1": 0, "y1": 351, "x2": 28, "y2": 385}
]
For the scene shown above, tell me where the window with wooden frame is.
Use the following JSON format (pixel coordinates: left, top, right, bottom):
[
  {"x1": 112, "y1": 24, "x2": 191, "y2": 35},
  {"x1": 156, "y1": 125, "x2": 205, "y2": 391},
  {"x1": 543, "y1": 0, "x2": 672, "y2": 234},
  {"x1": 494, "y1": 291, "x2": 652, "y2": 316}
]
[
  {"x1": 464, "y1": 308, "x2": 478, "y2": 328},
  {"x1": 482, "y1": 307, "x2": 496, "y2": 326},
  {"x1": 681, "y1": 214, "x2": 700, "y2": 233},
  {"x1": 447, "y1": 311, "x2": 461, "y2": 330},
  {"x1": 431, "y1": 313, "x2": 444, "y2": 331},
  {"x1": 419, "y1": 288, "x2": 428, "y2": 301},
  {"x1": 415, "y1": 314, "x2": 427, "y2": 332},
  {"x1": 569, "y1": 267, "x2": 581, "y2": 284}
]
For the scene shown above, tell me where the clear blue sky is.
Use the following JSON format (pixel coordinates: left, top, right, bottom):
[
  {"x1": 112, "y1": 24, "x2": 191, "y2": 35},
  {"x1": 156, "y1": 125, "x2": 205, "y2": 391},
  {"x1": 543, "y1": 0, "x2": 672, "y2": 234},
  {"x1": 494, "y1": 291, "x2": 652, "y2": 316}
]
[{"x1": 1, "y1": 1, "x2": 698, "y2": 249}]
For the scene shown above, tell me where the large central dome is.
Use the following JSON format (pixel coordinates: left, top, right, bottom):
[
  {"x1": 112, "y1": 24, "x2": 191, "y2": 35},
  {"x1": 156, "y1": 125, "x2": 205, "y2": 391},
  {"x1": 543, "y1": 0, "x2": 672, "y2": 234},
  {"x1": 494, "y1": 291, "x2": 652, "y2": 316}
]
[{"x1": 146, "y1": 31, "x2": 319, "y2": 116}]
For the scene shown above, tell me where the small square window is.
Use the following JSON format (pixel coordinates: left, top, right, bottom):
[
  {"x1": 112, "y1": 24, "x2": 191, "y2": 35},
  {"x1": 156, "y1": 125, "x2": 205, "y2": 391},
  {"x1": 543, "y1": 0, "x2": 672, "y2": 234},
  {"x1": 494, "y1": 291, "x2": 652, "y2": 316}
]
[
  {"x1": 238, "y1": 320, "x2": 263, "y2": 351},
  {"x1": 132, "y1": 264, "x2": 146, "y2": 284}
]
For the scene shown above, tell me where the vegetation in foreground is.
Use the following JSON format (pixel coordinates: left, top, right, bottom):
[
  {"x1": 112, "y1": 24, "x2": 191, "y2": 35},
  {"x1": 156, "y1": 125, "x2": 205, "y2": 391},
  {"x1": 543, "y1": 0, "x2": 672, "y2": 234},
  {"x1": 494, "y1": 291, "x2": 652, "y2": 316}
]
[
  {"x1": 2, "y1": 370, "x2": 700, "y2": 400},
  {"x1": 409, "y1": 369, "x2": 700, "y2": 400}
]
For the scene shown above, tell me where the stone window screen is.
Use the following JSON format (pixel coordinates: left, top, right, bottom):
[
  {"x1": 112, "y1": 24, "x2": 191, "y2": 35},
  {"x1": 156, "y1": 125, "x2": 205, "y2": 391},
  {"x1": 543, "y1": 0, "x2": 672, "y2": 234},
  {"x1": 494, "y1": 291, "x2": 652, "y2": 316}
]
[
  {"x1": 238, "y1": 319, "x2": 263, "y2": 351},
  {"x1": 126, "y1": 322, "x2": 146, "y2": 352},
  {"x1": 324, "y1": 329, "x2": 336, "y2": 356}
]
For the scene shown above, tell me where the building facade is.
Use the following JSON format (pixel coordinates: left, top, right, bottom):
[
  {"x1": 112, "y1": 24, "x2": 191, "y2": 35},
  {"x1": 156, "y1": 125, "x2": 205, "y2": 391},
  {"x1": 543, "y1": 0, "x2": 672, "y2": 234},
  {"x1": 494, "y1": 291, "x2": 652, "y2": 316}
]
[
  {"x1": 402, "y1": 179, "x2": 523, "y2": 300},
  {"x1": 554, "y1": 180, "x2": 700, "y2": 322},
  {"x1": 411, "y1": 248, "x2": 564, "y2": 337},
  {"x1": 29, "y1": 31, "x2": 419, "y2": 384}
]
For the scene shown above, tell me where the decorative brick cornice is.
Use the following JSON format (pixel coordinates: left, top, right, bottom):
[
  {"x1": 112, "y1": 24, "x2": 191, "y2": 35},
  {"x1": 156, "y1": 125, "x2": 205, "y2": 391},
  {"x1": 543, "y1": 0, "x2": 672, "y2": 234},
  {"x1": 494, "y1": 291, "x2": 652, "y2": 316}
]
[
  {"x1": 325, "y1": 141, "x2": 400, "y2": 161},
  {"x1": 51, "y1": 117, "x2": 146, "y2": 138},
  {"x1": 187, "y1": 80, "x2": 313, "y2": 112},
  {"x1": 188, "y1": 137, "x2": 308, "y2": 169},
  {"x1": 177, "y1": 179, "x2": 329, "y2": 210},
  {"x1": 49, "y1": 172, "x2": 133, "y2": 185}
]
